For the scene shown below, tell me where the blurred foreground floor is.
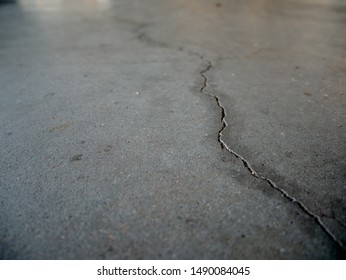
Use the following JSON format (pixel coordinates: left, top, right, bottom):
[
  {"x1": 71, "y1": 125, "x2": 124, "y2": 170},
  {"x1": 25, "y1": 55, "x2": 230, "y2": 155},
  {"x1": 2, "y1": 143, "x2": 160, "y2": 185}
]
[{"x1": 0, "y1": 0, "x2": 345, "y2": 259}]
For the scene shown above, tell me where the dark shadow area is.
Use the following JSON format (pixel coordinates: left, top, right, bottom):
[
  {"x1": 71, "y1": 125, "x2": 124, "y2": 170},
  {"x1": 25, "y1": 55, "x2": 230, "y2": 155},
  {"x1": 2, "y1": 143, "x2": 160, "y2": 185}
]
[{"x1": 0, "y1": 0, "x2": 16, "y2": 5}]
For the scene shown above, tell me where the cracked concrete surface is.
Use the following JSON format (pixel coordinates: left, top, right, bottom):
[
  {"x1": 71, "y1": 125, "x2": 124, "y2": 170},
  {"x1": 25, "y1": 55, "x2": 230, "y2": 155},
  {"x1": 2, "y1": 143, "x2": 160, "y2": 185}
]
[
  {"x1": 0, "y1": 0, "x2": 345, "y2": 259},
  {"x1": 200, "y1": 59, "x2": 345, "y2": 251}
]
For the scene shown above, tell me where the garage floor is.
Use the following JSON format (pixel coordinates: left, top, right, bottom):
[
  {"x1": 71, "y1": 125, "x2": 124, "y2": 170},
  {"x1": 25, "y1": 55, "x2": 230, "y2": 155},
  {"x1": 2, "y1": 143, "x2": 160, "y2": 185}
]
[{"x1": 0, "y1": 0, "x2": 345, "y2": 259}]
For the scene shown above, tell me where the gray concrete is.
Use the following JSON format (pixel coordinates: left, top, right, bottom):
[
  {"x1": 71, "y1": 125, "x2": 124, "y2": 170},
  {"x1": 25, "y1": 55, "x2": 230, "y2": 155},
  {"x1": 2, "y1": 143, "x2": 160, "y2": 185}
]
[{"x1": 0, "y1": 0, "x2": 345, "y2": 259}]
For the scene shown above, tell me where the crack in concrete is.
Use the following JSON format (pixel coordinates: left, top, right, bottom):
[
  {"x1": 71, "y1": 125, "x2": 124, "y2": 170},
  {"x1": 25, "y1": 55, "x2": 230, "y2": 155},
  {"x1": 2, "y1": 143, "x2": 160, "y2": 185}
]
[
  {"x1": 198, "y1": 57, "x2": 346, "y2": 251},
  {"x1": 127, "y1": 21, "x2": 345, "y2": 250}
]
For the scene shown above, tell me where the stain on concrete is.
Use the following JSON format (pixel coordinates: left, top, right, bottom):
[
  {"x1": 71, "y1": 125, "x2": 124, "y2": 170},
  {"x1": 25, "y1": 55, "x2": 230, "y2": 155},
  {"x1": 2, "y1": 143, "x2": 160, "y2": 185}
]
[
  {"x1": 49, "y1": 123, "x2": 69, "y2": 133},
  {"x1": 70, "y1": 154, "x2": 83, "y2": 162}
]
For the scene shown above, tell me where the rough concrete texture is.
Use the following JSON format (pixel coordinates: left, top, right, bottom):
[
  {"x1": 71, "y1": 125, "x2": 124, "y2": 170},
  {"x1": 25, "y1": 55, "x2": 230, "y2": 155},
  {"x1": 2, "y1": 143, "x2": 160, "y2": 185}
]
[{"x1": 0, "y1": 0, "x2": 345, "y2": 259}]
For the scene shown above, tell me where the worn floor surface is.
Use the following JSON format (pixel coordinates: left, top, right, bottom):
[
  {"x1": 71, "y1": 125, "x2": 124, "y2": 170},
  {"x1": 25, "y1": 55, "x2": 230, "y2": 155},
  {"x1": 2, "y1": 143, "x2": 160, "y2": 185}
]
[{"x1": 0, "y1": 0, "x2": 345, "y2": 259}]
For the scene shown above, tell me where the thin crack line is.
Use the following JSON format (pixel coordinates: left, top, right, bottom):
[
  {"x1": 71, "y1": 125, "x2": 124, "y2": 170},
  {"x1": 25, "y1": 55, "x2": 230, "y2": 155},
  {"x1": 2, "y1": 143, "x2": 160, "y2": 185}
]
[{"x1": 199, "y1": 59, "x2": 345, "y2": 251}]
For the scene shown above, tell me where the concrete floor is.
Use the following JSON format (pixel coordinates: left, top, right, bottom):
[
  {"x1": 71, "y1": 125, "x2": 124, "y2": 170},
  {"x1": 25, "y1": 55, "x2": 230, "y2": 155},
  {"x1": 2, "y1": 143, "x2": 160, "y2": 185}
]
[{"x1": 0, "y1": 0, "x2": 345, "y2": 259}]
